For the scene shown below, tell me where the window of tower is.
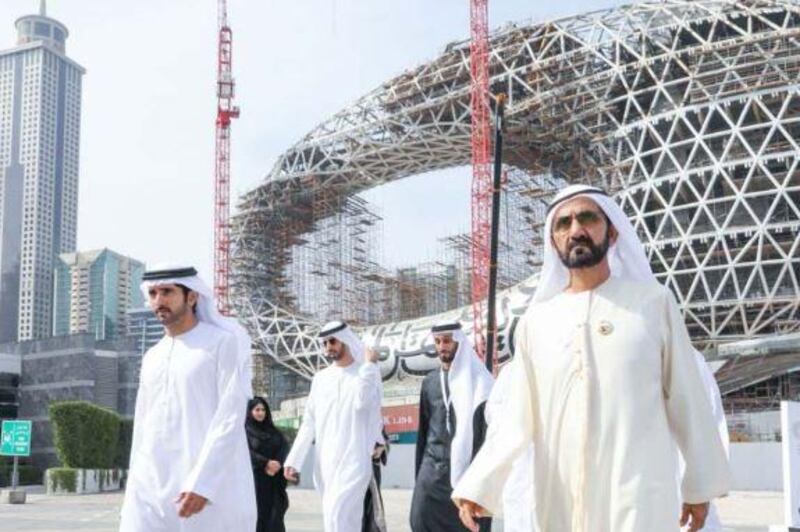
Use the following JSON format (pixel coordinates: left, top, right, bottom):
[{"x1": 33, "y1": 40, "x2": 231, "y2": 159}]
[{"x1": 34, "y1": 22, "x2": 50, "y2": 38}]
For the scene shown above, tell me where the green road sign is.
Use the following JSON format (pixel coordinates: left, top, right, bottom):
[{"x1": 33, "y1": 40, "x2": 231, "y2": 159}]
[{"x1": 0, "y1": 420, "x2": 32, "y2": 457}]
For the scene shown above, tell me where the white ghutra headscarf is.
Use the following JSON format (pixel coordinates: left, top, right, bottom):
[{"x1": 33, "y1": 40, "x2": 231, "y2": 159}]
[
  {"x1": 319, "y1": 320, "x2": 367, "y2": 364},
  {"x1": 140, "y1": 264, "x2": 253, "y2": 398},
  {"x1": 533, "y1": 184, "x2": 656, "y2": 303},
  {"x1": 431, "y1": 321, "x2": 494, "y2": 488}
]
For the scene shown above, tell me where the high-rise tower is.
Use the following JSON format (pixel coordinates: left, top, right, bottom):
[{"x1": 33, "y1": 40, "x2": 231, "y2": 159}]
[
  {"x1": 0, "y1": 1, "x2": 84, "y2": 341},
  {"x1": 53, "y1": 249, "x2": 145, "y2": 341}
]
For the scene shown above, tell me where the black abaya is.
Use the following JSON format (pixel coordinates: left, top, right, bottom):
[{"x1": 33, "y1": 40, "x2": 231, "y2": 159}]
[{"x1": 246, "y1": 413, "x2": 290, "y2": 532}]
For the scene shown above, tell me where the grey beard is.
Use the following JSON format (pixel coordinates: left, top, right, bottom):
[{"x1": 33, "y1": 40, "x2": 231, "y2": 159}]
[{"x1": 558, "y1": 234, "x2": 610, "y2": 269}]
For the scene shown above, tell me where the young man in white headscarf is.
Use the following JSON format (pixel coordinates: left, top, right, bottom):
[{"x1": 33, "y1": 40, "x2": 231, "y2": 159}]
[
  {"x1": 453, "y1": 185, "x2": 730, "y2": 532},
  {"x1": 283, "y1": 321, "x2": 384, "y2": 532},
  {"x1": 410, "y1": 321, "x2": 494, "y2": 532},
  {"x1": 119, "y1": 265, "x2": 256, "y2": 531}
]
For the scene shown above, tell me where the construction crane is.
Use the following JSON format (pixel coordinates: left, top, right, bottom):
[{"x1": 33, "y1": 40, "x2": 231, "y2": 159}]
[
  {"x1": 469, "y1": 0, "x2": 492, "y2": 361},
  {"x1": 214, "y1": 0, "x2": 240, "y2": 314}
]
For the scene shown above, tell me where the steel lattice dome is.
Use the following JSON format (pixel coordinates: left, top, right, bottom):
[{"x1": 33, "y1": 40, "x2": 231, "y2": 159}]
[{"x1": 233, "y1": 0, "x2": 800, "y2": 382}]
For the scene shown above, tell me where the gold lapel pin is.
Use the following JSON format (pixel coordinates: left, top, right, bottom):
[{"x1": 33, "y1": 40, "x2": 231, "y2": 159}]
[{"x1": 598, "y1": 320, "x2": 614, "y2": 336}]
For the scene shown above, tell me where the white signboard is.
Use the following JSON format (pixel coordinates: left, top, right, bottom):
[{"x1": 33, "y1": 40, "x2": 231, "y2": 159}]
[{"x1": 781, "y1": 400, "x2": 800, "y2": 527}]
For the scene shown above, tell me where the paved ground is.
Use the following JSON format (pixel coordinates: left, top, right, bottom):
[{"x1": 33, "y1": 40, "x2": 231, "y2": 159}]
[
  {"x1": 714, "y1": 491, "x2": 785, "y2": 531},
  {"x1": 0, "y1": 486, "x2": 785, "y2": 531}
]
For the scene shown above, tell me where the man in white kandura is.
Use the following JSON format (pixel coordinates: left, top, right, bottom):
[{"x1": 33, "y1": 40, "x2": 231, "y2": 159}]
[
  {"x1": 283, "y1": 321, "x2": 384, "y2": 532},
  {"x1": 120, "y1": 265, "x2": 256, "y2": 531},
  {"x1": 453, "y1": 184, "x2": 730, "y2": 532}
]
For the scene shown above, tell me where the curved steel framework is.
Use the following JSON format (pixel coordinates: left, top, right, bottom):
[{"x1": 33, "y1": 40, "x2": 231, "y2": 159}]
[{"x1": 233, "y1": 0, "x2": 800, "y2": 381}]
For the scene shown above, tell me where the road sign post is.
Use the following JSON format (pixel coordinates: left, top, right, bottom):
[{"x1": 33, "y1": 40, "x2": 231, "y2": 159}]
[
  {"x1": 11, "y1": 456, "x2": 18, "y2": 490},
  {"x1": 1, "y1": 420, "x2": 31, "y2": 500}
]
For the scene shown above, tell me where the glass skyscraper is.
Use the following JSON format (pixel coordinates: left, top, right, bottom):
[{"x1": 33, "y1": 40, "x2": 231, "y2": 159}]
[
  {"x1": 0, "y1": 1, "x2": 84, "y2": 342},
  {"x1": 53, "y1": 249, "x2": 145, "y2": 341}
]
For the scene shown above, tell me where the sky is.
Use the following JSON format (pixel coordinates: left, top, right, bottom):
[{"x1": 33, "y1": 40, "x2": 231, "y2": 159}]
[{"x1": 0, "y1": 0, "x2": 620, "y2": 280}]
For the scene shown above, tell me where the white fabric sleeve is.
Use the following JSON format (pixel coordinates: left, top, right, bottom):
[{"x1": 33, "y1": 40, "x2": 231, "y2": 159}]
[
  {"x1": 371, "y1": 379, "x2": 386, "y2": 447},
  {"x1": 354, "y1": 362, "x2": 381, "y2": 412},
  {"x1": 485, "y1": 365, "x2": 511, "y2": 429},
  {"x1": 694, "y1": 352, "x2": 730, "y2": 457},
  {"x1": 451, "y1": 316, "x2": 537, "y2": 515},
  {"x1": 182, "y1": 333, "x2": 248, "y2": 502},
  {"x1": 661, "y1": 289, "x2": 730, "y2": 504},
  {"x1": 284, "y1": 380, "x2": 317, "y2": 471}
]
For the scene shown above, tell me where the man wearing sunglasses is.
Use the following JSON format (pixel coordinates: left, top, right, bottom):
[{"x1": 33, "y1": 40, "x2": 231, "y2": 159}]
[
  {"x1": 283, "y1": 321, "x2": 383, "y2": 532},
  {"x1": 453, "y1": 184, "x2": 730, "y2": 532}
]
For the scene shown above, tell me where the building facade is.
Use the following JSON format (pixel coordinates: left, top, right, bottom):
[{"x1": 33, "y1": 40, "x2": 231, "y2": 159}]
[
  {"x1": 0, "y1": 2, "x2": 84, "y2": 343},
  {"x1": 0, "y1": 352, "x2": 20, "y2": 420},
  {"x1": 53, "y1": 249, "x2": 145, "y2": 341},
  {"x1": 4, "y1": 334, "x2": 140, "y2": 468},
  {"x1": 125, "y1": 307, "x2": 163, "y2": 354}
]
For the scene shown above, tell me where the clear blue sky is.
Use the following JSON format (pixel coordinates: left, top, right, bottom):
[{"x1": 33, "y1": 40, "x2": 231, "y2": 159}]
[{"x1": 0, "y1": 0, "x2": 621, "y2": 278}]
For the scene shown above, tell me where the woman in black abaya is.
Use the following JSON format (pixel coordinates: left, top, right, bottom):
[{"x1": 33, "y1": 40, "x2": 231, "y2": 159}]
[{"x1": 246, "y1": 397, "x2": 290, "y2": 532}]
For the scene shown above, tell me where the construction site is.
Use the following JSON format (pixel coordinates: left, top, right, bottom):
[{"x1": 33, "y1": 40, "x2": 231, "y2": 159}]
[
  {"x1": 230, "y1": 166, "x2": 561, "y2": 403},
  {"x1": 222, "y1": 0, "x2": 800, "y2": 444},
  {"x1": 246, "y1": 167, "x2": 558, "y2": 329}
]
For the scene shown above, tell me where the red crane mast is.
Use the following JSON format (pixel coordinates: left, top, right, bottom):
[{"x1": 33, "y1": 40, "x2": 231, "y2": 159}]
[
  {"x1": 214, "y1": 0, "x2": 240, "y2": 314},
  {"x1": 469, "y1": 0, "x2": 492, "y2": 358}
]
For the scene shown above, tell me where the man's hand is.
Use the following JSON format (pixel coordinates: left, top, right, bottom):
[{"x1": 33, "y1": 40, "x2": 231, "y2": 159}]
[
  {"x1": 455, "y1": 498, "x2": 486, "y2": 532},
  {"x1": 284, "y1": 466, "x2": 300, "y2": 484},
  {"x1": 365, "y1": 347, "x2": 379, "y2": 363},
  {"x1": 265, "y1": 460, "x2": 281, "y2": 477},
  {"x1": 175, "y1": 492, "x2": 208, "y2": 518},
  {"x1": 372, "y1": 444, "x2": 385, "y2": 460},
  {"x1": 680, "y1": 502, "x2": 709, "y2": 532}
]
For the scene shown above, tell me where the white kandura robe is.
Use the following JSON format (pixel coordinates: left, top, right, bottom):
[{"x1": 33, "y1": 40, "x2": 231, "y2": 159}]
[
  {"x1": 284, "y1": 361, "x2": 382, "y2": 532},
  {"x1": 452, "y1": 277, "x2": 730, "y2": 532},
  {"x1": 120, "y1": 322, "x2": 256, "y2": 532}
]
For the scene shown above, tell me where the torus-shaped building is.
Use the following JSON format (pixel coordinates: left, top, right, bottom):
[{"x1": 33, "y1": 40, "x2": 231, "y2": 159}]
[{"x1": 232, "y1": 1, "x2": 800, "y2": 387}]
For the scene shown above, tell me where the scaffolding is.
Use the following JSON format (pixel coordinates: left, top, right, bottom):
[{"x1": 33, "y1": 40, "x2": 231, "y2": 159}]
[
  {"x1": 439, "y1": 168, "x2": 564, "y2": 297},
  {"x1": 264, "y1": 168, "x2": 565, "y2": 329},
  {"x1": 285, "y1": 191, "x2": 385, "y2": 326}
]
